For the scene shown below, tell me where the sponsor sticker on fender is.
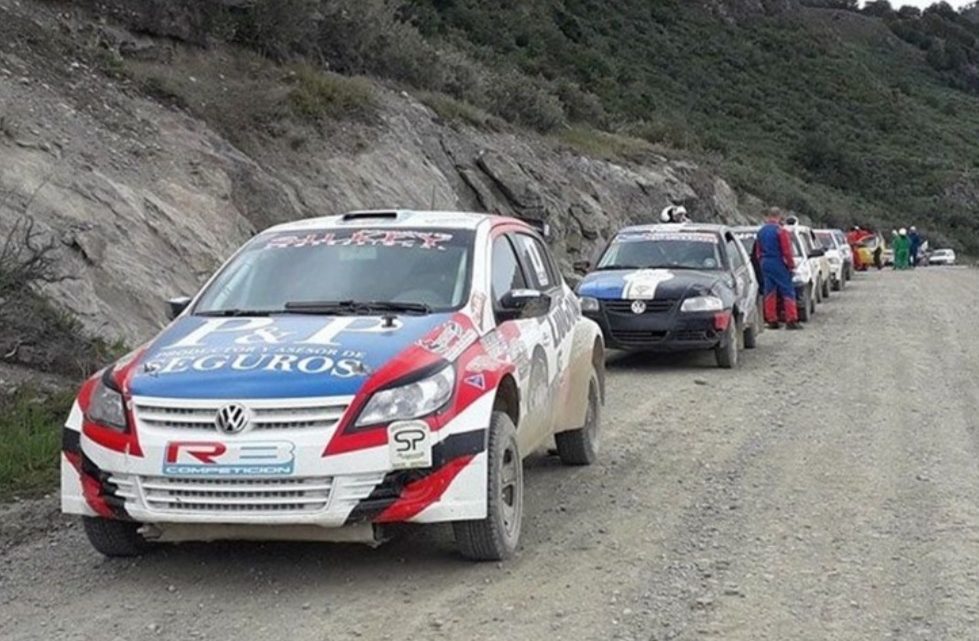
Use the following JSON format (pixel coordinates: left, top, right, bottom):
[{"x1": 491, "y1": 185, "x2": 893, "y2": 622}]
[
  {"x1": 388, "y1": 421, "x2": 432, "y2": 469},
  {"x1": 163, "y1": 441, "x2": 296, "y2": 477}
]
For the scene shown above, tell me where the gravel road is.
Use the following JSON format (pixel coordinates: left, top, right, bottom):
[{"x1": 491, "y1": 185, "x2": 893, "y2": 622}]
[{"x1": 3, "y1": 267, "x2": 978, "y2": 641}]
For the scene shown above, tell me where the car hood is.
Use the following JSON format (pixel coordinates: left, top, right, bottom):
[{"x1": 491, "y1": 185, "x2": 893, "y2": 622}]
[
  {"x1": 578, "y1": 268, "x2": 726, "y2": 300},
  {"x1": 126, "y1": 313, "x2": 455, "y2": 399}
]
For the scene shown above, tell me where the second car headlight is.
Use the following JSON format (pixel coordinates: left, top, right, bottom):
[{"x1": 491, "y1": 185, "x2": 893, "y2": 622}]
[
  {"x1": 87, "y1": 378, "x2": 127, "y2": 431},
  {"x1": 680, "y1": 296, "x2": 724, "y2": 312},
  {"x1": 579, "y1": 296, "x2": 600, "y2": 313},
  {"x1": 356, "y1": 366, "x2": 456, "y2": 427}
]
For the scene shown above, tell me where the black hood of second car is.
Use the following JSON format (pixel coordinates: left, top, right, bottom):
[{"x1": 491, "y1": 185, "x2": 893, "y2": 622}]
[{"x1": 578, "y1": 268, "x2": 733, "y2": 301}]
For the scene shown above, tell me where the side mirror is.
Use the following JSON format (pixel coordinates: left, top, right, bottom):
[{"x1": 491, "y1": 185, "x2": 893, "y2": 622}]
[
  {"x1": 808, "y1": 248, "x2": 825, "y2": 258},
  {"x1": 167, "y1": 296, "x2": 192, "y2": 320},
  {"x1": 498, "y1": 289, "x2": 551, "y2": 322},
  {"x1": 572, "y1": 259, "x2": 591, "y2": 275}
]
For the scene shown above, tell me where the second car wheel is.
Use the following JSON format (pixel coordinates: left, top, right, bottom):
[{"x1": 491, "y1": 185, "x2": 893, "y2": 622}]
[
  {"x1": 743, "y1": 307, "x2": 758, "y2": 349},
  {"x1": 822, "y1": 276, "x2": 831, "y2": 299},
  {"x1": 715, "y1": 320, "x2": 739, "y2": 369},
  {"x1": 454, "y1": 411, "x2": 523, "y2": 562},
  {"x1": 798, "y1": 287, "x2": 812, "y2": 322}
]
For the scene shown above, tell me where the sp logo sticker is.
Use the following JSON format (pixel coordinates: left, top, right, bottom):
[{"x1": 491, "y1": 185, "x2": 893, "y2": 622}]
[{"x1": 388, "y1": 421, "x2": 432, "y2": 470}]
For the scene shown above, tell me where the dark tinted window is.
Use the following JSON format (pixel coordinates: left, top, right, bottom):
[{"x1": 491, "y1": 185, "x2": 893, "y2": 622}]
[{"x1": 512, "y1": 234, "x2": 558, "y2": 290}]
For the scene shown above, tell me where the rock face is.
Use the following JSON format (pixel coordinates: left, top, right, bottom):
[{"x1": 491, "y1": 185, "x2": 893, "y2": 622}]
[{"x1": 0, "y1": 0, "x2": 755, "y2": 348}]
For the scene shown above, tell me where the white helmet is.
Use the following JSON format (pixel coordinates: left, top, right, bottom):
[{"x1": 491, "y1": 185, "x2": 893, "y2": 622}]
[
  {"x1": 899, "y1": 227, "x2": 907, "y2": 236},
  {"x1": 660, "y1": 205, "x2": 688, "y2": 223}
]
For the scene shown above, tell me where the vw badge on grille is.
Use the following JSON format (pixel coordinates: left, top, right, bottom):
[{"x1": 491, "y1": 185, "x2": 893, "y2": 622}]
[
  {"x1": 215, "y1": 404, "x2": 250, "y2": 435},
  {"x1": 630, "y1": 300, "x2": 647, "y2": 315}
]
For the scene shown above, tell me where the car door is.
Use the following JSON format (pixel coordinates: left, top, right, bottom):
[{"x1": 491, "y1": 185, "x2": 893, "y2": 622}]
[
  {"x1": 724, "y1": 232, "x2": 756, "y2": 325},
  {"x1": 509, "y1": 232, "x2": 575, "y2": 447},
  {"x1": 488, "y1": 234, "x2": 551, "y2": 452}
]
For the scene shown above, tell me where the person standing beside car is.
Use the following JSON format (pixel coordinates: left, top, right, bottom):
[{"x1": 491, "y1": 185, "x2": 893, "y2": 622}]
[
  {"x1": 893, "y1": 228, "x2": 911, "y2": 270},
  {"x1": 909, "y1": 226, "x2": 922, "y2": 268},
  {"x1": 754, "y1": 209, "x2": 802, "y2": 330}
]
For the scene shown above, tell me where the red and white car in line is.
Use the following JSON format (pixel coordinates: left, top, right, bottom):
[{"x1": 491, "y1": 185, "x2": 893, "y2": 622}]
[{"x1": 62, "y1": 210, "x2": 605, "y2": 561}]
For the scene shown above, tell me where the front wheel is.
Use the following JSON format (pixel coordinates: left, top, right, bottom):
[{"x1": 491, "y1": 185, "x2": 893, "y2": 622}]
[
  {"x1": 715, "y1": 321, "x2": 739, "y2": 369},
  {"x1": 798, "y1": 287, "x2": 812, "y2": 323},
  {"x1": 555, "y1": 374, "x2": 601, "y2": 466},
  {"x1": 82, "y1": 516, "x2": 153, "y2": 557},
  {"x1": 743, "y1": 305, "x2": 759, "y2": 349},
  {"x1": 822, "y1": 276, "x2": 831, "y2": 299},
  {"x1": 454, "y1": 412, "x2": 523, "y2": 561}
]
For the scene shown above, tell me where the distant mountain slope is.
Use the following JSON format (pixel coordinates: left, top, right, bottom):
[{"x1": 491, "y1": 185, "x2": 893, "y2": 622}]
[{"x1": 404, "y1": 0, "x2": 979, "y2": 250}]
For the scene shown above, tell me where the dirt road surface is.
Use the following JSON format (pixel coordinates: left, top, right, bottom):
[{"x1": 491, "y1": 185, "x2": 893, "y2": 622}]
[{"x1": 3, "y1": 267, "x2": 979, "y2": 641}]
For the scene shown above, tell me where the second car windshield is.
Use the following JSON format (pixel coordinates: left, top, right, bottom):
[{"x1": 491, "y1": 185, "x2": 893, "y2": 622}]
[
  {"x1": 194, "y1": 228, "x2": 473, "y2": 314},
  {"x1": 599, "y1": 231, "x2": 723, "y2": 271},
  {"x1": 816, "y1": 232, "x2": 835, "y2": 249}
]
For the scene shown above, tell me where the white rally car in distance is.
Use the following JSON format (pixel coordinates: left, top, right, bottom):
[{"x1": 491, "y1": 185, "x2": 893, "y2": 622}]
[
  {"x1": 815, "y1": 229, "x2": 846, "y2": 292},
  {"x1": 62, "y1": 210, "x2": 605, "y2": 562}
]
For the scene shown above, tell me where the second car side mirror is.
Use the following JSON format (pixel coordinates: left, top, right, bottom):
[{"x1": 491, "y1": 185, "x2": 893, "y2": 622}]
[
  {"x1": 166, "y1": 296, "x2": 192, "y2": 321},
  {"x1": 572, "y1": 259, "x2": 591, "y2": 275},
  {"x1": 498, "y1": 289, "x2": 551, "y2": 322},
  {"x1": 808, "y1": 248, "x2": 825, "y2": 258}
]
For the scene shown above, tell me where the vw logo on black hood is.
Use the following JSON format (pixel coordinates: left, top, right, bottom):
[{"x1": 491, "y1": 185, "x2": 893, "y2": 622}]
[{"x1": 215, "y1": 403, "x2": 251, "y2": 434}]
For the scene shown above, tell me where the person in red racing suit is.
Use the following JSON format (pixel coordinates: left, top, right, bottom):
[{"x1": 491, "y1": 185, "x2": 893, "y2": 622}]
[
  {"x1": 846, "y1": 226, "x2": 867, "y2": 271},
  {"x1": 754, "y1": 211, "x2": 802, "y2": 330}
]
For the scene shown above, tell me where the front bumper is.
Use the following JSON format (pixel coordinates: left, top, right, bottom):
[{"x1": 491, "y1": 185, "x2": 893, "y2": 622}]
[
  {"x1": 584, "y1": 299, "x2": 728, "y2": 352},
  {"x1": 62, "y1": 393, "x2": 493, "y2": 530}
]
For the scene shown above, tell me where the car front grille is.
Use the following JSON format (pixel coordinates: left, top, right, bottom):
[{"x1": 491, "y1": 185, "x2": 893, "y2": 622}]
[
  {"x1": 604, "y1": 299, "x2": 677, "y2": 314},
  {"x1": 674, "y1": 329, "x2": 714, "y2": 342},
  {"x1": 133, "y1": 398, "x2": 351, "y2": 432},
  {"x1": 112, "y1": 476, "x2": 334, "y2": 514},
  {"x1": 609, "y1": 329, "x2": 668, "y2": 346}
]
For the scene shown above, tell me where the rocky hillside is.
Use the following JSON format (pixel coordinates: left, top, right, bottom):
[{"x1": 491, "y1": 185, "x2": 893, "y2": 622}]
[{"x1": 0, "y1": 0, "x2": 751, "y2": 370}]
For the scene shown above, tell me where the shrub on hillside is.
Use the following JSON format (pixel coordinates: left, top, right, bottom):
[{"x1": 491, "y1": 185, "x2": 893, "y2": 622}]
[{"x1": 287, "y1": 65, "x2": 376, "y2": 122}]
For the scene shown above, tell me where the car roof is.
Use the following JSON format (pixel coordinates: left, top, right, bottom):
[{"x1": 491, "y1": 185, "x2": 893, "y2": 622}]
[
  {"x1": 617, "y1": 222, "x2": 729, "y2": 235},
  {"x1": 264, "y1": 209, "x2": 524, "y2": 234}
]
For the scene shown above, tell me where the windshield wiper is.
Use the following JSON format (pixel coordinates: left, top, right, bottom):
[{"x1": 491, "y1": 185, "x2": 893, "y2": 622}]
[
  {"x1": 284, "y1": 300, "x2": 432, "y2": 316},
  {"x1": 595, "y1": 264, "x2": 642, "y2": 271},
  {"x1": 195, "y1": 308, "x2": 284, "y2": 317}
]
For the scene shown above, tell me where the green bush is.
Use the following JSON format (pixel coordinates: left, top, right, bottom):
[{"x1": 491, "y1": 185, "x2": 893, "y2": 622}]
[
  {"x1": 287, "y1": 66, "x2": 376, "y2": 122},
  {"x1": 0, "y1": 388, "x2": 75, "y2": 499}
]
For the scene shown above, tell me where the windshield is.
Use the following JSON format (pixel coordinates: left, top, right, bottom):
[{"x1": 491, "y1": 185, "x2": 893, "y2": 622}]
[
  {"x1": 815, "y1": 232, "x2": 835, "y2": 249},
  {"x1": 194, "y1": 228, "x2": 474, "y2": 314},
  {"x1": 734, "y1": 232, "x2": 756, "y2": 254},
  {"x1": 598, "y1": 230, "x2": 724, "y2": 271}
]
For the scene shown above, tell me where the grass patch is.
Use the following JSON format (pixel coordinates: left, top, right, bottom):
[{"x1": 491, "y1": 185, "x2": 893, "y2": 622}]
[
  {"x1": 415, "y1": 91, "x2": 502, "y2": 130},
  {"x1": 287, "y1": 65, "x2": 376, "y2": 122},
  {"x1": 555, "y1": 126, "x2": 653, "y2": 160},
  {"x1": 0, "y1": 388, "x2": 75, "y2": 500}
]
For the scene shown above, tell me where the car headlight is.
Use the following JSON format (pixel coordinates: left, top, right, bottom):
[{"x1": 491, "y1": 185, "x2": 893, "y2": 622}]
[
  {"x1": 680, "y1": 296, "x2": 724, "y2": 312},
  {"x1": 87, "y1": 378, "x2": 127, "y2": 431},
  {"x1": 579, "y1": 296, "x2": 600, "y2": 313},
  {"x1": 356, "y1": 366, "x2": 455, "y2": 427},
  {"x1": 828, "y1": 255, "x2": 842, "y2": 265}
]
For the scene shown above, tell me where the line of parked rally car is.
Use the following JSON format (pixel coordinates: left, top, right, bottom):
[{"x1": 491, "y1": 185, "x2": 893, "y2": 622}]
[
  {"x1": 60, "y1": 208, "x2": 939, "y2": 563},
  {"x1": 572, "y1": 217, "x2": 860, "y2": 368}
]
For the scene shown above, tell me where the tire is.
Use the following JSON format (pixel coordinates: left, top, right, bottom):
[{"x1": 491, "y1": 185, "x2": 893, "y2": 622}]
[
  {"x1": 555, "y1": 375, "x2": 601, "y2": 466},
  {"x1": 844, "y1": 264, "x2": 852, "y2": 282},
  {"x1": 82, "y1": 516, "x2": 153, "y2": 557},
  {"x1": 743, "y1": 306, "x2": 758, "y2": 350},
  {"x1": 798, "y1": 287, "x2": 812, "y2": 323},
  {"x1": 822, "y1": 276, "x2": 831, "y2": 299},
  {"x1": 714, "y1": 321, "x2": 739, "y2": 369},
  {"x1": 454, "y1": 412, "x2": 523, "y2": 561},
  {"x1": 832, "y1": 275, "x2": 842, "y2": 292}
]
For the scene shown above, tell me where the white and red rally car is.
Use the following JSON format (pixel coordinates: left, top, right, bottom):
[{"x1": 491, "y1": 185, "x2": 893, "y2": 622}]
[{"x1": 62, "y1": 210, "x2": 605, "y2": 561}]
